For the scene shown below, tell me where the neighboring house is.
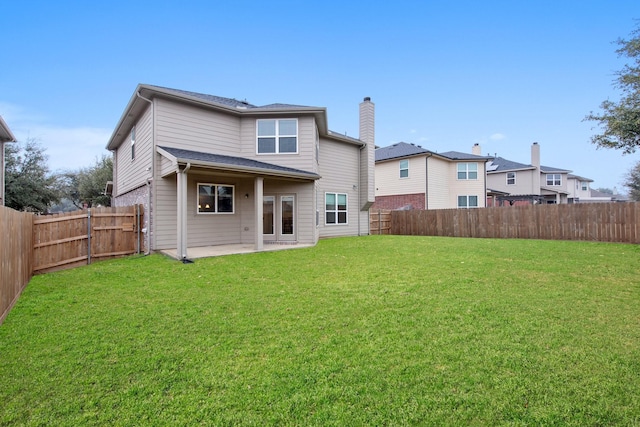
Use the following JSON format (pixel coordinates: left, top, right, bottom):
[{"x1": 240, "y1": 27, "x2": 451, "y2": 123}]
[
  {"x1": 486, "y1": 142, "x2": 573, "y2": 205},
  {"x1": 0, "y1": 116, "x2": 17, "y2": 207},
  {"x1": 585, "y1": 188, "x2": 628, "y2": 203},
  {"x1": 566, "y1": 174, "x2": 593, "y2": 203},
  {"x1": 106, "y1": 84, "x2": 375, "y2": 260},
  {"x1": 373, "y1": 141, "x2": 491, "y2": 210}
]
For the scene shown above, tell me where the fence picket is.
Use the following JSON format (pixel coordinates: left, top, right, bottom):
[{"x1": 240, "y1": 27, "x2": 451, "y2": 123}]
[{"x1": 370, "y1": 203, "x2": 640, "y2": 244}]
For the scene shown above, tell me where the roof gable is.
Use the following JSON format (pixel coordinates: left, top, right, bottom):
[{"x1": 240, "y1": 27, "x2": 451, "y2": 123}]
[
  {"x1": 107, "y1": 84, "x2": 361, "y2": 151},
  {"x1": 375, "y1": 142, "x2": 429, "y2": 162}
]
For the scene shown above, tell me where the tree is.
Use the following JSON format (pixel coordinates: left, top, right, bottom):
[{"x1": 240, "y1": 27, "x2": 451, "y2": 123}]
[
  {"x1": 5, "y1": 139, "x2": 60, "y2": 213},
  {"x1": 57, "y1": 155, "x2": 113, "y2": 209},
  {"x1": 594, "y1": 187, "x2": 614, "y2": 194},
  {"x1": 585, "y1": 24, "x2": 640, "y2": 154},
  {"x1": 624, "y1": 160, "x2": 640, "y2": 201}
]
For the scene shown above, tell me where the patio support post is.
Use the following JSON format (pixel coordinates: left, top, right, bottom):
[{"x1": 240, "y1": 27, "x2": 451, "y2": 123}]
[
  {"x1": 177, "y1": 165, "x2": 189, "y2": 260},
  {"x1": 254, "y1": 177, "x2": 264, "y2": 251}
]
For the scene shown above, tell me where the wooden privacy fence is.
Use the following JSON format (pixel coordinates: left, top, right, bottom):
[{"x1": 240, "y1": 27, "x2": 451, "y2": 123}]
[
  {"x1": 372, "y1": 202, "x2": 640, "y2": 243},
  {"x1": 33, "y1": 205, "x2": 144, "y2": 274},
  {"x1": 0, "y1": 206, "x2": 33, "y2": 324},
  {"x1": 370, "y1": 209, "x2": 392, "y2": 235}
]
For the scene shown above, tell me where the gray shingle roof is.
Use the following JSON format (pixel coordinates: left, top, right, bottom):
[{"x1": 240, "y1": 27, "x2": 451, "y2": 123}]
[
  {"x1": 487, "y1": 157, "x2": 533, "y2": 172},
  {"x1": 158, "y1": 146, "x2": 320, "y2": 179},
  {"x1": 375, "y1": 142, "x2": 430, "y2": 161},
  {"x1": 438, "y1": 151, "x2": 492, "y2": 161},
  {"x1": 147, "y1": 85, "x2": 316, "y2": 110},
  {"x1": 376, "y1": 142, "x2": 491, "y2": 162}
]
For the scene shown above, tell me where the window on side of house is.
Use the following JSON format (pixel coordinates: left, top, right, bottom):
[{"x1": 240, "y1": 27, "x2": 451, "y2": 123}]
[
  {"x1": 581, "y1": 181, "x2": 588, "y2": 191},
  {"x1": 257, "y1": 119, "x2": 298, "y2": 154},
  {"x1": 507, "y1": 172, "x2": 516, "y2": 185},
  {"x1": 457, "y1": 162, "x2": 478, "y2": 180},
  {"x1": 325, "y1": 192, "x2": 347, "y2": 225},
  {"x1": 197, "y1": 183, "x2": 235, "y2": 214},
  {"x1": 546, "y1": 174, "x2": 561, "y2": 186},
  {"x1": 457, "y1": 195, "x2": 479, "y2": 208},
  {"x1": 400, "y1": 159, "x2": 409, "y2": 178},
  {"x1": 130, "y1": 127, "x2": 136, "y2": 161}
]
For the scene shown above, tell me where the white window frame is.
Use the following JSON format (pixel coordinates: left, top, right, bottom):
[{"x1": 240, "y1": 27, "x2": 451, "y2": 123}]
[
  {"x1": 197, "y1": 183, "x2": 235, "y2": 214},
  {"x1": 400, "y1": 159, "x2": 409, "y2": 178},
  {"x1": 546, "y1": 174, "x2": 561, "y2": 186},
  {"x1": 130, "y1": 127, "x2": 136, "y2": 161},
  {"x1": 506, "y1": 172, "x2": 516, "y2": 185},
  {"x1": 325, "y1": 192, "x2": 348, "y2": 225},
  {"x1": 256, "y1": 119, "x2": 298, "y2": 154},
  {"x1": 457, "y1": 195, "x2": 479, "y2": 208},
  {"x1": 457, "y1": 162, "x2": 478, "y2": 180}
]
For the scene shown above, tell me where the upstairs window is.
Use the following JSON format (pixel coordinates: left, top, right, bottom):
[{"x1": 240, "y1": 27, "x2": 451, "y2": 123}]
[
  {"x1": 507, "y1": 172, "x2": 516, "y2": 185},
  {"x1": 198, "y1": 183, "x2": 234, "y2": 214},
  {"x1": 325, "y1": 193, "x2": 347, "y2": 225},
  {"x1": 546, "y1": 174, "x2": 561, "y2": 186},
  {"x1": 400, "y1": 159, "x2": 409, "y2": 178},
  {"x1": 257, "y1": 119, "x2": 298, "y2": 154},
  {"x1": 130, "y1": 127, "x2": 136, "y2": 160},
  {"x1": 457, "y1": 162, "x2": 478, "y2": 180},
  {"x1": 581, "y1": 181, "x2": 589, "y2": 191},
  {"x1": 458, "y1": 195, "x2": 478, "y2": 208}
]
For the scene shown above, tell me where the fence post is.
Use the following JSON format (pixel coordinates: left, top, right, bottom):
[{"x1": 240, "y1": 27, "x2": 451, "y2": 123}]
[
  {"x1": 87, "y1": 208, "x2": 91, "y2": 265},
  {"x1": 378, "y1": 210, "x2": 381, "y2": 235},
  {"x1": 136, "y1": 205, "x2": 141, "y2": 254}
]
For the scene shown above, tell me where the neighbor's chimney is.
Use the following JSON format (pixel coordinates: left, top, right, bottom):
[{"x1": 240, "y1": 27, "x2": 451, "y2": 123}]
[
  {"x1": 531, "y1": 142, "x2": 541, "y2": 194},
  {"x1": 472, "y1": 143, "x2": 481, "y2": 155},
  {"x1": 359, "y1": 97, "x2": 375, "y2": 215}
]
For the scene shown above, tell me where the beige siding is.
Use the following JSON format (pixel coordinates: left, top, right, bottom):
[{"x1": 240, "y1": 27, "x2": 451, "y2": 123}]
[
  {"x1": 375, "y1": 156, "x2": 427, "y2": 198},
  {"x1": 487, "y1": 170, "x2": 536, "y2": 194},
  {"x1": 239, "y1": 116, "x2": 317, "y2": 173},
  {"x1": 448, "y1": 161, "x2": 486, "y2": 208},
  {"x1": 154, "y1": 174, "x2": 178, "y2": 250},
  {"x1": 426, "y1": 158, "x2": 450, "y2": 209},
  {"x1": 318, "y1": 138, "x2": 363, "y2": 238},
  {"x1": 115, "y1": 104, "x2": 153, "y2": 195},
  {"x1": 155, "y1": 98, "x2": 241, "y2": 156}
]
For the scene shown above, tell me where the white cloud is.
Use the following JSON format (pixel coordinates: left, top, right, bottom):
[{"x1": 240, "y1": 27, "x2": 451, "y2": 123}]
[
  {"x1": 490, "y1": 133, "x2": 506, "y2": 141},
  {"x1": 1, "y1": 101, "x2": 112, "y2": 172},
  {"x1": 15, "y1": 126, "x2": 112, "y2": 172}
]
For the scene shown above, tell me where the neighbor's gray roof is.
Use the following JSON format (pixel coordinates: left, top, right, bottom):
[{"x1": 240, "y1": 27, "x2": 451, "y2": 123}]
[
  {"x1": 487, "y1": 156, "x2": 571, "y2": 174},
  {"x1": 376, "y1": 142, "x2": 491, "y2": 162},
  {"x1": 158, "y1": 146, "x2": 321, "y2": 180},
  {"x1": 0, "y1": 116, "x2": 17, "y2": 143}
]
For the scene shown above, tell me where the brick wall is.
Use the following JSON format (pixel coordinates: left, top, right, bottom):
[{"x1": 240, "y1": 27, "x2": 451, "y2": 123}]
[
  {"x1": 114, "y1": 184, "x2": 151, "y2": 253},
  {"x1": 371, "y1": 193, "x2": 425, "y2": 210}
]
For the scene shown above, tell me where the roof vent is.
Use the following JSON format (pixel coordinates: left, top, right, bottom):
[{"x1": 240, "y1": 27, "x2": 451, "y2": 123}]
[{"x1": 363, "y1": 97, "x2": 371, "y2": 102}]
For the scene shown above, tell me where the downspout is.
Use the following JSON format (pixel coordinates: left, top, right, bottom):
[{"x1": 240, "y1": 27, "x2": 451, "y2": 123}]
[
  {"x1": 425, "y1": 153, "x2": 432, "y2": 210},
  {"x1": 135, "y1": 90, "x2": 154, "y2": 254},
  {"x1": 358, "y1": 142, "x2": 366, "y2": 236}
]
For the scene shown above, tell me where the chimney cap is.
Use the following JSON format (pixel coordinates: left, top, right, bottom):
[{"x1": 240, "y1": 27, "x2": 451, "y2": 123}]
[{"x1": 363, "y1": 97, "x2": 371, "y2": 102}]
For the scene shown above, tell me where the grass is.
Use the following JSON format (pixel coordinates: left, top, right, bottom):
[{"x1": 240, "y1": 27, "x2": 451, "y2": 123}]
[{"x1": 1, "y1": 235, "x2": 639, "y2": 426}]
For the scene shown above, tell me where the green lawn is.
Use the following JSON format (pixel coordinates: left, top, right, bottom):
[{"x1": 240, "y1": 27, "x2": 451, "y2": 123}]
[{"x1": 1, "y1": 236, "x2": 639, "y2": 426}]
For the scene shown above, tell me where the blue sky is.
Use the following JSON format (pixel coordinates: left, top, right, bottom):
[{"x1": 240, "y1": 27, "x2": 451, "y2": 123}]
[{"x1": 2, "y1": 0, "x2": 639, "y2": 192}]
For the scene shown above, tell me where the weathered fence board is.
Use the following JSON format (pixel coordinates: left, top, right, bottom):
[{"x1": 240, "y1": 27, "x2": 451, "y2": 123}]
[
  {"x1": 0, "y1": 206, "x2": 33, "y2": 324},
  {"x1": 372, "y1": 203, "x2": 640, "y2": 243},
  {"x1": 33, "y1": 205, "x2": 144, "y2": 274}
]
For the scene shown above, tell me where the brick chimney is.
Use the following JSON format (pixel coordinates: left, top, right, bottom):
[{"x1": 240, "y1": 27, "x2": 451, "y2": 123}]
[
  {"x1": 359, "y1": 97, "x2": 375, "y2": 212},
  {"x1": 472, "y1": 143, "x2": 481, "y2": 156},
  {"x1": 531, "y1": 142, "x2": 541, "y2": 194}
]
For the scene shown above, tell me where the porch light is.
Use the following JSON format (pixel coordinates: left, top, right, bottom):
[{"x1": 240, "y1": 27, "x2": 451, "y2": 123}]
[{"x1": 245, "y1": 193, "x2": 249, "y2": 199}]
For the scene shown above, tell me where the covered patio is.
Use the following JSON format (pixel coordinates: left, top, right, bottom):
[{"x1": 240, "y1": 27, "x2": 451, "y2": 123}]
[{"x1": 160, "y1": 242, "x2": 315, "y2": 260}]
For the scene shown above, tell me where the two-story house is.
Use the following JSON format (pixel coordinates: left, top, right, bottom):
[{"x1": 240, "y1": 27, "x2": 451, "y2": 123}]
[
  {"x1": 373, "y1": 141, "x2": 491, "y2": 210},
  {"x1": 566, "y1": 174, "x2": 593, "y2": 203},
  {"x1": 106, "y1": 85, "x2": 375, "y2": 260},
  {"x1": 486, "y1": 142, "x2": 573, "y2": 205},
  {"x1": 0, "y1": 116, "x2": 17, "y2": 207}
]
